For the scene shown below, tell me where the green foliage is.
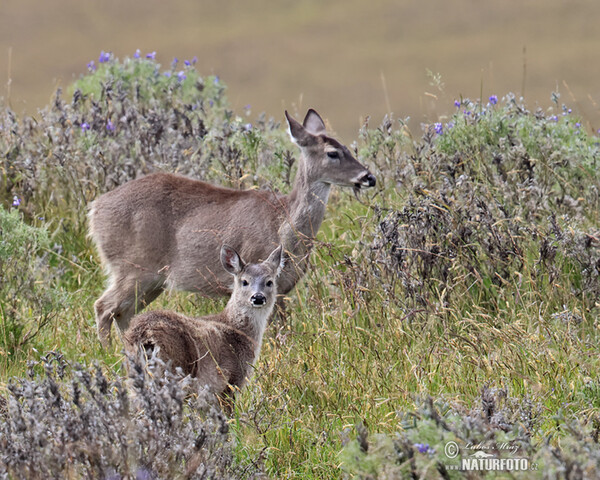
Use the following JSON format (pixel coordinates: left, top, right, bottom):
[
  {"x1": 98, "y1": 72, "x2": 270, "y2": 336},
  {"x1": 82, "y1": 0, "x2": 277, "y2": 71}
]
[{"x1": 0, "y1": 207, "x2": 65, "y2": 358}]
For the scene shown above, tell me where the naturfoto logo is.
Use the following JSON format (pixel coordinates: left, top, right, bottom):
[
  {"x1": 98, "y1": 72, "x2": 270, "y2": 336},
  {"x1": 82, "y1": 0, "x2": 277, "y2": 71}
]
[{"x1": 444, "y1": 441, "x2": 537, "y2": 472}]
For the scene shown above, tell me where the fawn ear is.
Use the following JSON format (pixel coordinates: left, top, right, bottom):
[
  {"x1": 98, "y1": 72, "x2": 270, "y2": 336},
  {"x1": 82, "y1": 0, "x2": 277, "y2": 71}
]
[
  {"x1": 265, "y1": 245, "x2": 285, "y2": 276},
  {"x1": 220, "y1": 245, "x2": 244, "y2": 275},
  {"x1": 285, "y1": 110, "x2": 311, "y2": 147},
  {"x1": 302, "y1": 109, "x2": 326, "y2": 135}
]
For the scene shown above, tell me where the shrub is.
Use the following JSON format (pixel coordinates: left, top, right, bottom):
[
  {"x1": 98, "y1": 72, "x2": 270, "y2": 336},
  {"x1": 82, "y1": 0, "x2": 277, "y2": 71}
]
[
  {"x1": 0, "y1": 351, "x2": 265, "y2": 479},
  {"x1": 339, "y1": 388, "x2": 600, "y2": 479},
  {"x1": 0, "y1": 207, "x2": 65, "y2": 358},
  {"x1": 0, "y1": 52, "x2": 290, "y2": 230}
]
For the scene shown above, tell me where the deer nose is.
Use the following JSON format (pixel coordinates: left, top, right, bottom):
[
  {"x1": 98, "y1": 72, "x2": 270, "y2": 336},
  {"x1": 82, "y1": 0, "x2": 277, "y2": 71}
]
[
  {"x1": 251, "y1": 293, "x2": 267, "y2": 306},
  {"x1": 360, "y1": 172, "x2": 376, "y2": 187}
]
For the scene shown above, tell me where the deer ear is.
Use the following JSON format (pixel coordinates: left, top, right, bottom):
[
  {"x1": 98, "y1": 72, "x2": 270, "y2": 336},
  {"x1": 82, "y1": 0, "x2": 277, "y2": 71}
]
[
  {"x1": 265, "y1": 245, "x2": 285, "y2": 276},
  {"x1": 220, "y1": 245, "x2": 243, "y2": 275},
  {"x1": 302, "y1": 109, "x2": 326, "y2": 135},
  {"x1": 285, "y1": 110, "x2": 311, "y2": 147}
]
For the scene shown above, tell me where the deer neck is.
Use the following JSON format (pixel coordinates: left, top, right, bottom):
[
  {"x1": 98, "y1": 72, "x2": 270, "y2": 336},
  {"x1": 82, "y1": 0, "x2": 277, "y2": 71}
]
[
  {"x1": 280, "y1": 157, "x2": 331, "y2": 257},
  {"x1": 223, "y1": 302, "x2": 270, "y2": 340},
  {"x1": 223, "y1": 301, "x2": 271, "y2": 361}
]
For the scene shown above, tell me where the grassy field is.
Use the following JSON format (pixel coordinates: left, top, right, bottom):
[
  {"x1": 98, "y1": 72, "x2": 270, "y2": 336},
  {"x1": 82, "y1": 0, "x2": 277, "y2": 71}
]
[
  {"x1": 1, "y1": 55, "x2": 600, "y2": 478},
  {"x1": 3, "y1": 0, "x2": 600, "y2": 139}
]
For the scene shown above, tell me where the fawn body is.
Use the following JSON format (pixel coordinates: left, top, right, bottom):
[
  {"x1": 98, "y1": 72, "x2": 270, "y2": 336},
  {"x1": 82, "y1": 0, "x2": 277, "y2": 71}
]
[
  {"x1": 124, "y1": 245, "x2": 283, "y2": 407},
  {"x1": 89, "y1": 109, "x2": 375, "y2": 343}
]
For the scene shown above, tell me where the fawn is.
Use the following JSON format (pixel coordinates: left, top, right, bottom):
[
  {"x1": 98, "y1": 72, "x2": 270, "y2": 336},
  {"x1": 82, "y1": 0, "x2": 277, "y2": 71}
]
[{"x1": 123, "y1": 244, "x2": 283, "y2": 410}]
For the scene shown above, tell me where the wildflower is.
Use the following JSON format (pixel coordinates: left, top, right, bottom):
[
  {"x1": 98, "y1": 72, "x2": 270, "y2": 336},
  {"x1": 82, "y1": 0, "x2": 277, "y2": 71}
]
[
  {"x1": 172, "y1": 57, "x2": 178, "y2": 67},
  {"x1": 98, "y1": 51, "x2": 111, "y2": 63},
  {"x1": 12, "y1": 195, "x2": 21, "y2": 207},
  {"x1": 488, "y1": 95, "x2": 498, "y2": 105},
  {"x1": 133, "y1": 49, "x2": 141, "y2": 59},
  {"x1": 164, "y1": 71, "x2": 172, "y2": 78},
  {"x1": 87, "y1": 60, "x2": 96, "y2": 72},
  {"x1": 146, "y1": 51, "x2": 156, "y2": 60},
  {"x1": 434, "y1": 122, "x2": 443, "y2": 135},
  {"x1": 244, "y1": 123, "x2": 252, "y2": 132},
  {"x1": 214, "y1": 76, "x2": 220, "y2": 85},
  {"x1": 177, "y1": 71, "x2": 187, "y2": 82},
  {"x1": 550, "y1": 115, "x2": 558, "y2": 122},
  {"x1": 106, "y1": 120, "x2": 115, "y2": 132},
  {"x1": 414, "y1": 443, "x2": 430, "y2": 454},
  {"x1": 184, "y1": 59, "x2": 191, "y2": 66},
  {"x1": 81, "y1": 122, "x2": 90, "y2": 132},
  {"x1": 454, "y1": 100, "x2": 461, "y2": 108},
  {"x1": 575, "y1": 122, "x2": 581, "y2": 128}
]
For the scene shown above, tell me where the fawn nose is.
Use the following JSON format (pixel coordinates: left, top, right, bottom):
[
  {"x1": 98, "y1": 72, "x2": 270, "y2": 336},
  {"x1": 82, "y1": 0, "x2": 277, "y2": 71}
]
[{"x1": 251, "y1": 293, "x2": 267, "y2": 307}]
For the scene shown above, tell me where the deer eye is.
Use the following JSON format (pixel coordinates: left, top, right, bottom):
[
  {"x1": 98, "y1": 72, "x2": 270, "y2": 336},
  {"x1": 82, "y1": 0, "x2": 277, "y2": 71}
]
[
  {"x1": 326, "y1": 151, "x2": 339, "y2": 159},
  {"x1": 242, "y1": 279, "x2": 249, "y2": 286},
  {"x1": 266, "y1": 280, "x2": 273, "y2": 287}
]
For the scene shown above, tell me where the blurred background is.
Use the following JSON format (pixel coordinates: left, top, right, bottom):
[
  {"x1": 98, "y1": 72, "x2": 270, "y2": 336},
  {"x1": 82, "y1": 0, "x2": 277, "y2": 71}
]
[{"x1": 2, "y1": 0, "x2": 600, "y2": 140}]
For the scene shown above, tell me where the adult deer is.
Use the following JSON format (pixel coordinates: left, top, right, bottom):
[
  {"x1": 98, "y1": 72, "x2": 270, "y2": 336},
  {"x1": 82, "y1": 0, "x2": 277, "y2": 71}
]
[{"x1": 89, "y1": 109, "x2": 376, "y2": 344}]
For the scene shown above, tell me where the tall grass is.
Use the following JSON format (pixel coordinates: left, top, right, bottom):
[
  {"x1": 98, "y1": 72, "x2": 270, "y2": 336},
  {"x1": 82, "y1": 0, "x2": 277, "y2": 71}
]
[{"x1": 1, "y1": 54, "x2": 599, "y2": 478}]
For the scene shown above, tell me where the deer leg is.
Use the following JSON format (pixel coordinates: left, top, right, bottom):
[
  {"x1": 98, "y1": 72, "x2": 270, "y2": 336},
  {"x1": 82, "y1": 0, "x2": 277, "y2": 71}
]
[
  {"x1": 271, "y1": 294, "x2": 288, "y2": 324},
  {"x1": 218, "y1": 386, "x2": 237, "y2": 417},
  {"x1": 94, "y1": 274, "x2": 164, "y2": 345}
]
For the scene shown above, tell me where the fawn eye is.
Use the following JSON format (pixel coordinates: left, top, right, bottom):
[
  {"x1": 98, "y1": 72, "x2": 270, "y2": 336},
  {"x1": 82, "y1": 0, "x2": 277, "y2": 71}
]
[
  {"x1": 326, "y1": 151, "x2": 339, "y2": 159},
  {"x1": 242, "y1": 279, "x2": 249, "y2": 286},
  {"x1": 266, "y1": 280, "x2": 273, "y2": 287}
]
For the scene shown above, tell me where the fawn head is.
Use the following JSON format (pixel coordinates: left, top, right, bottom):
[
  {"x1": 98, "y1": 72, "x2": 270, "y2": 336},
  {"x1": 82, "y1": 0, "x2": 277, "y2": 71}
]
[
  {"x1": 285, "y1": 109, "x2": 376, "y2": 190},
  {"x1": 220, "y1": 245, "x2": 284, "y2": 310}
]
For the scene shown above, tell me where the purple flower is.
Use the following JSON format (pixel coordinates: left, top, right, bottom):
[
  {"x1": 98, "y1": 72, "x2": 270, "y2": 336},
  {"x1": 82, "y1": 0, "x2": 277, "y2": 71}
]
[
  {"x1": 434, "y1": 122, "x2": 443, "y2": 135},
  {"x1": 414, "y1": 443, "x2": 430, "y2": 454},
  {"x1": 184, "y1": 59, "x2": 191, "y2": 66},
  {"x1": 106, "y1": 120, "x2": 115, "y2": 132},
  {"x1": 192, "y1": 56, "x2": 197, "y2": 65},
  {"x1": 454, "y1": 100, "x2": 461, "y2": 108},
  {"x1": 87, "y1": 60, "x2": 96, "y2": 72},
  {"x1": 164, "y1": 71, "x2": 172, "y2": 78},
  {"x1": 177, "y1": 71, "x2": 187, "y2": 82},
  {"x1": 549, "y1": 115, "x2": 558, "y2": 122},
  {"x1": 488, "y1": 95, "x2": 498, "y2": 105},
  {"x1": 12, "y1": 195, "x2": 21, "y2": 207},
  {"x1": 575, "y1": 122, "x2": 581, "y2": 128},
  {"x1": 146, "y1": 51, "x2": 156, "y2": 60},
  {"x1": 244, "y1": 123, "x2": 252, "y2": 131},
  {"x1": 98, "y1": 51, "x2": 111, "y2": 63},
  {"x1": 81, "y1": 122, "x2": 90, "y2": 132},
  {"x1": 214, "y1": 76, "x2": 220, "y2": 85},
  {"x1": 133, "y1": 49, "x2": 141, "y2": 59},
  {"x1": 172, "y1": 57, "x2": 178, "y2": 67}
]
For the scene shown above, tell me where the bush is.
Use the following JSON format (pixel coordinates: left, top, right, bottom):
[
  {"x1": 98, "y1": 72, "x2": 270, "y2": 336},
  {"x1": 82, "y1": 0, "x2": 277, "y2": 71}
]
[
  {"x1": 0, "y1": 351, "x2": 265, "y2": 479},
  {"x1": 339, "y1": 388, "x2": 600, "y2": 479},
  {"x1": 0, "y1": 207, "x2": 65, "y2": 358},
  {"x1": 0, "y1": 52, "x2": 290, "y2": 231}
]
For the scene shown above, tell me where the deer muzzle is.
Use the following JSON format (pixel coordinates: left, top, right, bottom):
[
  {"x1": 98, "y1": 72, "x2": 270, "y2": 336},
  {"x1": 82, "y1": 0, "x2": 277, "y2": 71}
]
[
  {"x1": 354, "y1": 172, "x2": 376, "y2": 189},
  {"x1": 250, "y1": 293, "x2": 267, "y2": 307}
]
